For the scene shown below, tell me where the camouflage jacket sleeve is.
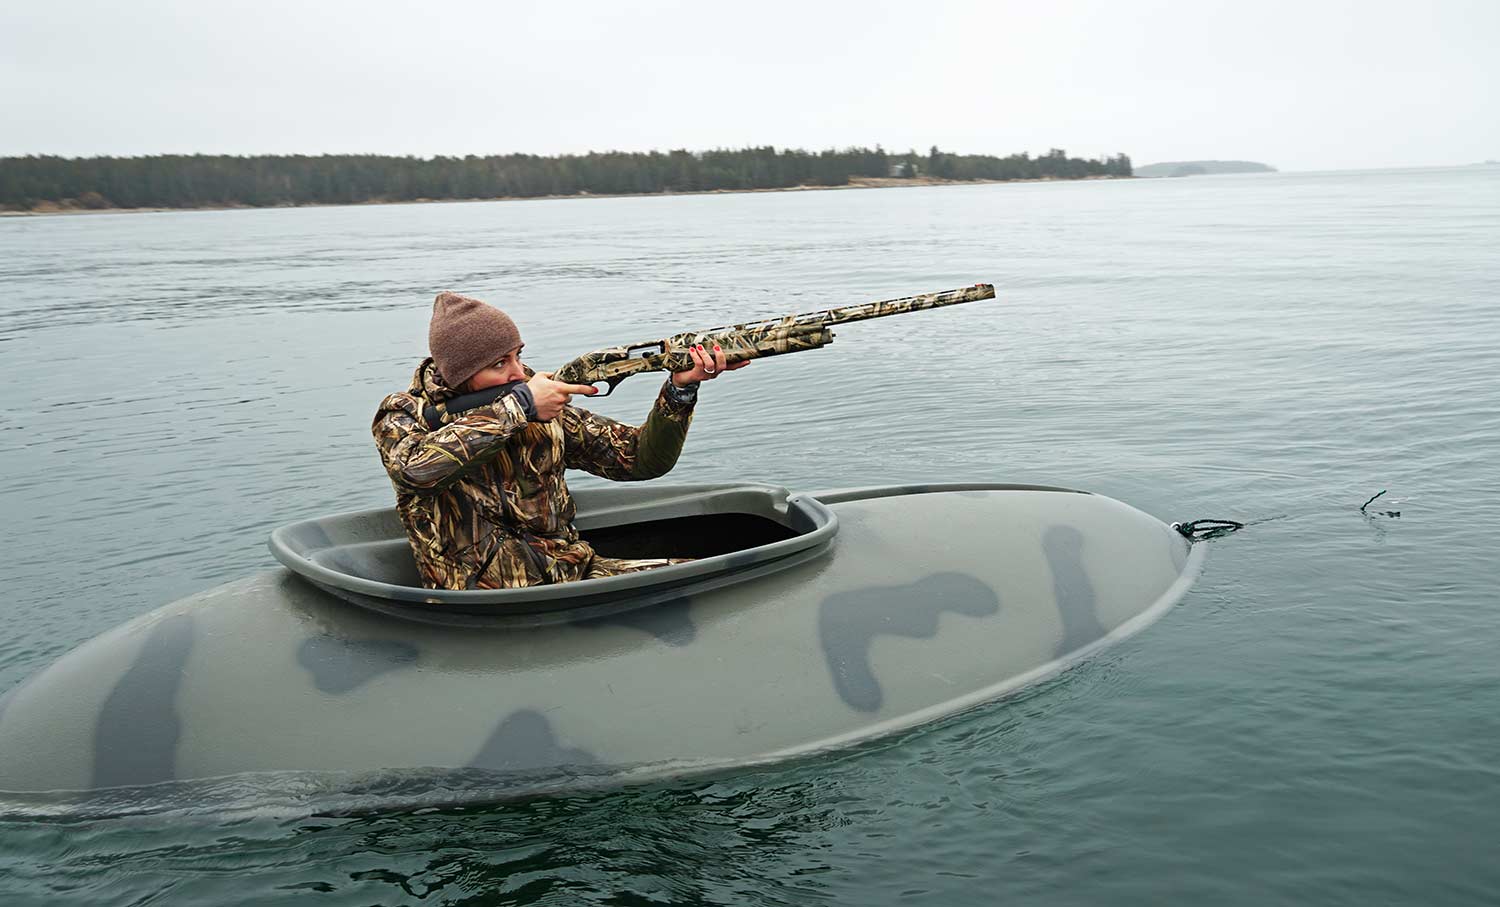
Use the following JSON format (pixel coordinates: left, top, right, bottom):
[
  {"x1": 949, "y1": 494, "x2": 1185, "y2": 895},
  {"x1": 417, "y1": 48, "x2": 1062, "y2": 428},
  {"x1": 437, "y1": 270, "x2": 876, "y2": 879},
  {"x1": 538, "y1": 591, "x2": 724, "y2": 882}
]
[
  {"x1": 561, "y1": 379, "x2": 697, "y2": 482},
  {"x1": 373, "y1": 392, "x2": 531, "y2": 494}
]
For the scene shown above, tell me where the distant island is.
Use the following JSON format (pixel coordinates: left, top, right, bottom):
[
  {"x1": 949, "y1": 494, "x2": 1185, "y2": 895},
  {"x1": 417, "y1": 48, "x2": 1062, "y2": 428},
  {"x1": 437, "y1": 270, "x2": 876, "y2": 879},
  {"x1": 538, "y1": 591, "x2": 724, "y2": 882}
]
[
  {"x1": 1134, "y1": 160, "x2": 1276, "y2": 178},
  {"x1": 0, "y1": 146, "x2": 1134, "y2": 214}
]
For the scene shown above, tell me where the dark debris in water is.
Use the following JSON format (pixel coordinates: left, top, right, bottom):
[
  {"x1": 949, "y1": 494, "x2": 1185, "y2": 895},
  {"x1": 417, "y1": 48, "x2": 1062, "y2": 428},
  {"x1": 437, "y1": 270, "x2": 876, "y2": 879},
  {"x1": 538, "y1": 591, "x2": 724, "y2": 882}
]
[{"x1": 1360, "y1": 490, "x2": 1401, "y2": 519}]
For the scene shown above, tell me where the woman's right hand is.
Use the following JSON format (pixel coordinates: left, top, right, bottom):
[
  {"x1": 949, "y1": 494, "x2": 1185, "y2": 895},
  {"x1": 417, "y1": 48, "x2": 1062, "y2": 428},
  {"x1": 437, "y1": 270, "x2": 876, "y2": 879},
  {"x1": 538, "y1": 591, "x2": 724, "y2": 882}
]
[{"x1": 527, "y1": 372, "x2": 599, "y2": 421}]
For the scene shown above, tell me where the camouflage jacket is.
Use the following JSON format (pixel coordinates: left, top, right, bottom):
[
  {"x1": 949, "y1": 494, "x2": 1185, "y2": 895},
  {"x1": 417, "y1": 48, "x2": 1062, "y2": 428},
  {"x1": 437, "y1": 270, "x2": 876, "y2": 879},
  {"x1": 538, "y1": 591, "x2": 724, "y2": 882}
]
[{"x1": 372, "y1": 359, "x2": 696, "y2": 590}]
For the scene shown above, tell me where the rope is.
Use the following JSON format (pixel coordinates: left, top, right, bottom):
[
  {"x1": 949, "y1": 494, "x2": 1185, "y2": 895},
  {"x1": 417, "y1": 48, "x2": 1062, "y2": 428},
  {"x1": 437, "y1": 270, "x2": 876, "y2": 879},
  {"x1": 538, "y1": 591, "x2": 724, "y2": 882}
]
[
  {"x1": 1171, "y1": 489, "x2": 1400, "y2": 542},
  {"x1": 1360, "y1": 489, "x2": 1400, "y2": 516},
  {"x1": 1171, "y1": 519, "x2": 1245, "y2": 541}
]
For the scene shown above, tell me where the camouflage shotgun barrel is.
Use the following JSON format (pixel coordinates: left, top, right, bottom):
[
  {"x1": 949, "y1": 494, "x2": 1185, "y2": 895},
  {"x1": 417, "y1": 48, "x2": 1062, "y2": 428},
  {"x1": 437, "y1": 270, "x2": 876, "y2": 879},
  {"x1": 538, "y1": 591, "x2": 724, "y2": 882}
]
[
  {"x1": 554, "y1": 283, "x2": 995, "y2": 395},
  {"x1": 423, "y1": 284, "x2": 994, "y2": 427}
]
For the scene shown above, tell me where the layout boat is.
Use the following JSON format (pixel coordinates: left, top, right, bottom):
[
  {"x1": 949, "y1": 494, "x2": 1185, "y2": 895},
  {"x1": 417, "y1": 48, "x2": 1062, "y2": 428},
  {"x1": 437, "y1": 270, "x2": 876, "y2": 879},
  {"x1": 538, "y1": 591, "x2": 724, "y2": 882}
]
[{"x1": 0, "y1": 482, "x2": 1204, "y2": 798}]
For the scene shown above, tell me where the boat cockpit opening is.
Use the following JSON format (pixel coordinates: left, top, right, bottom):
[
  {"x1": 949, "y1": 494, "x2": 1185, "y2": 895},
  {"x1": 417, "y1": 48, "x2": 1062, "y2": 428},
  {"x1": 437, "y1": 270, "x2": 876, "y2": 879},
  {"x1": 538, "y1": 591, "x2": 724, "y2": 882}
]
[
  {"x1": 581, "y1": 512, "x2": 797, "y2": 560},
  {"x1": 269, "y1": 484, "x2": 839, "y2": 626}
]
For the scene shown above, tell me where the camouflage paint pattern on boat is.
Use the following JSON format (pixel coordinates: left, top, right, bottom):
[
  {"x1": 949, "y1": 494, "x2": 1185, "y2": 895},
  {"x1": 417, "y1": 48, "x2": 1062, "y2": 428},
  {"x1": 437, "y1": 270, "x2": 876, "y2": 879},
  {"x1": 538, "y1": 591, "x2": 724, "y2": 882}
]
[{"x1": 0, "y1": 483, "x2": 1202, "y2": 801}]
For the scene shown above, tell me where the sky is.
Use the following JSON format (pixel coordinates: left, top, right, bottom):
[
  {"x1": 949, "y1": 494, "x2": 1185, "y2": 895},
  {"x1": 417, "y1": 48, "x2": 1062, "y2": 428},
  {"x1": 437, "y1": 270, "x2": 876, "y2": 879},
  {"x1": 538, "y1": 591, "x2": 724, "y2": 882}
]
[{"x1": 2, "y1": 0, "x2": 1496, "y2": 171}]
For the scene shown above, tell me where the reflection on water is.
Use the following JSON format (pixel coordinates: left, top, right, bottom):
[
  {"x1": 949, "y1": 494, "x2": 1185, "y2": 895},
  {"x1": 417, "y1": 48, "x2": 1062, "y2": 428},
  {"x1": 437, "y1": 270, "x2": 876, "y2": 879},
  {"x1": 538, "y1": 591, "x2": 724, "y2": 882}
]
[{"x1": 2, "y1": 167, "x2": 1499, "y2": 904}]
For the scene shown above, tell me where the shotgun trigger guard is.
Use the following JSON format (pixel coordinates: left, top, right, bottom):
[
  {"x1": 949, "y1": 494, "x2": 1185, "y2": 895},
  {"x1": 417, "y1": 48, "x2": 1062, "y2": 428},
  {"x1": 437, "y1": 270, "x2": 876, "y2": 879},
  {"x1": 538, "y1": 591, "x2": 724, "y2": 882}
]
[{"x1": 591, "y1": 375, "x2": 628, "y2": 397}]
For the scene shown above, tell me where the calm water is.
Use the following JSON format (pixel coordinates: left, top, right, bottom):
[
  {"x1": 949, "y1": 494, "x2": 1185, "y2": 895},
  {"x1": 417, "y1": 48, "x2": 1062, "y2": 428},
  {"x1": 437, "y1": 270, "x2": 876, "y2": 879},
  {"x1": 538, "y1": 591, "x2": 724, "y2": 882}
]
[{"x1": 1, "y1": 167, "x2": 1497, "y2": 904}]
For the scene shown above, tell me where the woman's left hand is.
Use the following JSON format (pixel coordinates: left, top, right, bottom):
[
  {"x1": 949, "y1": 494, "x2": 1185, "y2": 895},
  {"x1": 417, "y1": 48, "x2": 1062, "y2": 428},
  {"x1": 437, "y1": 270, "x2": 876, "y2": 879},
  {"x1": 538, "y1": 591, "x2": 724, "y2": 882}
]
[{"x1": 673, "y1": 343, "x2": 750, "y2": 386}]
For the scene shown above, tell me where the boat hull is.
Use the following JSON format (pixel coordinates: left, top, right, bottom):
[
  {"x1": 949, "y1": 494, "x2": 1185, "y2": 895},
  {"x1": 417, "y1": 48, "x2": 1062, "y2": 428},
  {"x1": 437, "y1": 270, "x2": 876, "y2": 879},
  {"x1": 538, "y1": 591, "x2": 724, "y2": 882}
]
[{"x1": 0, "y1": 486, "x2": 1202, "y2": 798}]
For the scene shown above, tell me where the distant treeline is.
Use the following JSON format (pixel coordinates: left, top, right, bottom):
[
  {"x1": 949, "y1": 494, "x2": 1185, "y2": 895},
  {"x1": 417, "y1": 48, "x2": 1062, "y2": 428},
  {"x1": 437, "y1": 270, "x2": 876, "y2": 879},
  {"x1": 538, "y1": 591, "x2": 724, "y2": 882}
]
[
  {"x1": 0, "y1": 146, "x2": 1131, "y2": 211},
  {"x1": 1133, "y1": 159, "x2": 1275, "y2": 178}
]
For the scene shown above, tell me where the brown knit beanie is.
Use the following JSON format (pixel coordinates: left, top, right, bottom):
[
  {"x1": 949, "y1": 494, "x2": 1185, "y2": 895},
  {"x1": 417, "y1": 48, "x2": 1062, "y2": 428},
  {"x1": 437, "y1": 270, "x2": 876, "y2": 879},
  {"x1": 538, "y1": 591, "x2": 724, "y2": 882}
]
[{"x1": 428, "y1": 292, "x2": 523, "y2": 388}]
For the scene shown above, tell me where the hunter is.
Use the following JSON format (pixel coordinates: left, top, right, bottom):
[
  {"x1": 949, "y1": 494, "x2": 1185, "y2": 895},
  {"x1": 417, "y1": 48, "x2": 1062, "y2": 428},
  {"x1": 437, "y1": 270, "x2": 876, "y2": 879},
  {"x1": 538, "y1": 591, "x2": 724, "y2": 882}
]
[{"x1": 373, "y1": 292, "x2": 744, "y2": 590}]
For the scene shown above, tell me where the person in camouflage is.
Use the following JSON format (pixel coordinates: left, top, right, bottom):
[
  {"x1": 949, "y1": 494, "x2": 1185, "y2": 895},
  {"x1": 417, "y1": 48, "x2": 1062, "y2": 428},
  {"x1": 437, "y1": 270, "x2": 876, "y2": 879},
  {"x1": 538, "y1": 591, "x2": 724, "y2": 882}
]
[{"x1": 373, "y1": 292, "x2": 745, "y2": 590}]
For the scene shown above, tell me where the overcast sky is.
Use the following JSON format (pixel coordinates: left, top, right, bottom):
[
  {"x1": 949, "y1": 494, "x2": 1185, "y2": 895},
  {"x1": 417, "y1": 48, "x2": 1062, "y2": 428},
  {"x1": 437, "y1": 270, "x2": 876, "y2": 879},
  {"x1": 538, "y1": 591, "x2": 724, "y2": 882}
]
[{"x1": 3, "y1": 0, "x2": 1495, "y2": 171}]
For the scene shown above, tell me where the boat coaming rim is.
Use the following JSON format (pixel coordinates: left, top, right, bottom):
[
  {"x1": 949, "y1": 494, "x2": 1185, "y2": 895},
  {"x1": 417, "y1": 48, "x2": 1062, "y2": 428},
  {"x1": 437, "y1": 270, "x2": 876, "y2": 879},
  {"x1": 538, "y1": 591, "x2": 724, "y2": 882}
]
[
  {"x1": 305, "y1": 540, "x2": 836, "y2": 629},
  {"x1": 268, "y1": 485, "x2": 838, "y2": 611}
]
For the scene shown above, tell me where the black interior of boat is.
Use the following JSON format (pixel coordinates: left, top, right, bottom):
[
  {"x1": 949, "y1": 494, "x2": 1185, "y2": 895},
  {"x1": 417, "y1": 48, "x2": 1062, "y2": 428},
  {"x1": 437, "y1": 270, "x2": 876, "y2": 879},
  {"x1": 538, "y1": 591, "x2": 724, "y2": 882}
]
[{"x1": 581, "y1": 513, "x2": 797, "y2": 560}]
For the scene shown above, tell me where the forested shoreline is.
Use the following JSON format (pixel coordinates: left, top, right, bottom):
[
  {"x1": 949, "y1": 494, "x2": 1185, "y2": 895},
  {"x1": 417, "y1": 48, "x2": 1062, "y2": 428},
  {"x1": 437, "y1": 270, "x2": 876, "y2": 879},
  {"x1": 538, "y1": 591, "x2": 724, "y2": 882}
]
[{"x1": 0, "y1": 146, "x2": 1131, "y2": 212}]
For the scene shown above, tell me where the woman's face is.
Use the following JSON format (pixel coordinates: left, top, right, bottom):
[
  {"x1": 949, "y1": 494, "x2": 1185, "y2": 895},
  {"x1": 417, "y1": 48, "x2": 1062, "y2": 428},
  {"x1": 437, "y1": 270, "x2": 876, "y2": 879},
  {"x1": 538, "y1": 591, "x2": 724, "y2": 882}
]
[{"x1": 463, "y1": 346, "x2": 525, "y2": 391}]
